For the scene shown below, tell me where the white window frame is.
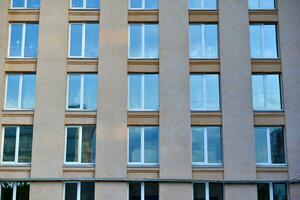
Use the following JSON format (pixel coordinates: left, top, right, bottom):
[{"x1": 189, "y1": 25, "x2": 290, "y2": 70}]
[
  {"x1": 127, "y1": 127, "x2": 159, "y2": 166},
  {"x1": 128, "y1": 0, "x2": 158, "y2": 10},
  {"x1": 193, "y1": 183, "x2": 216, "y2": 200},
  {"x1": 129, "y1": 182, "x2": 158, "y2": 200},
  {"x1": 64, "y1": 182, "x2": 94, "y2": 200},
  {"x1": 249, "y1": 0, "x2": 276, "y2": 10},
  {"x1": 0, "y1": 182, "x2": 29, "y2": 200},
  {"x1": 258, "y1": 183, "x2": 288, "y2": 200},
  {"x1": 70, "y1": 0, "x2": 99, "y2": 9},
  {"x1": 189, "y1": 0, "x2": 218, "y2": 10},
  {"x1": 10, "y1": 0, "x2": 40, "y2": 9},
  {"x1": 8, "y1": 23, "x2": 29, "y2": 59},
  {"x1": 256, "y1": 127, "x2": 286, "y2": 167}
]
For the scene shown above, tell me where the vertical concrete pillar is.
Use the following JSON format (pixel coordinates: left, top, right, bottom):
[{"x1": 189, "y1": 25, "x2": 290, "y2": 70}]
[
  {"x1": 30, "y1": 183, "x2": 64, "y2": 200},
  {"x1": 278, "y1": 0, "x2": 300, "y2": 199},
  {"x1": 95, "y1": 0, "x2": 128, "y2": 199},
  {"x1": 159, "y1": 0, "x2": 192, "y2": 199}
]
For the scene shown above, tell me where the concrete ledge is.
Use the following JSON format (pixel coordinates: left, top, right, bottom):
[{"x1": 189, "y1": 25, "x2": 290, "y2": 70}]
[
  {"x1": 189, "y1": 10, "x2": 219, "y2": 22},
  {"x1": 128, "y1": 10, "x2": 159, "y2": 23}
]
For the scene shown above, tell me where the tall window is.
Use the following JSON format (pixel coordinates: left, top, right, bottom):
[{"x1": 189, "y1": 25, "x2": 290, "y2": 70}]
[
  {"x1": 190, "y1": 74, "x2": 220, "y2": 111},
  {"x1": 252, "y1": 74, "x2": 281, "y2": 111},
  {"x1": 11, "y1": 0, "x2": 40, "y2": 9},
  {"x1": 0, "y1": 182, "x2": 30, "y2": 200},
  {"x1": 70, "y1": 0, "x2": 100, "y2": 9},
  {"x1": 249, "y1": 0, "x2": 275, "y2": 10},
  {"x1": 255, "y1": 127, "x2": 286, "y2": 166},
  {"x1": 67, "y1": 74, "x2": 98, "y2": 111},
  {"x1": 257, "y1": 183, "x2": 287, "y2": 200},
  {"x1": 8, "y1": 24, "x2": 39, "y2": 58},
  {"x1": 192, "y1": 127, "x2": 222, "y2": 166},
  {"x1": 189, "y1": 24, "x2": 218, "y2": 59},
  {"x1": 128, "y1": 74, "x2": 159, "y2": 111},
  {"x1": 129, "y1": 0, "x2": 158, "y2": 9},
  {"x1": 128, "y1": 127, "x2": 159, "y2": 166},
  {"x1": 1, "y1": 126, "x2": 33, "y2": 164},
  {"x1": 5, "y1": 74, "x2": 36, "y2": 110},
  {"x1": 65, "y1": 126, "x2": 96, "y2": 165},
  {"x1": 129, "y1": 182, "x2": 159, "y2": 200},
  {"x1": 69, "y1": 23, "x2": 99, "y2": 58},
  {"x1": 194, "y1": 183, "x2": 223, "y2": 200},
  {"x1": 65, "y1": 182, "x2": 95, "y2": 200},
  {"x1": 189, "y1": 0, "x2": 217, "y2": 10},
  {"x1": 129, "y1": 24, "x2": 159, "y2": 59},
  {"x1": 249, "y1": 24, "x2": 278, "y2": 58}
]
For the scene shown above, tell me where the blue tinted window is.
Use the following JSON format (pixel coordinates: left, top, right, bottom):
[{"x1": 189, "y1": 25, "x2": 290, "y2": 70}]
[
  {"x1": 144, "y1": 127, "x2": 159, "y2": 163},
  {"x1": 128, "y1": 127, "x2": 142, "y2": 163},
  {"x1": 21, "y1": 74, "x2": 36, "y2": 109},
  {"x1": 83, "y1": 74, "x2": 98, "y2": 110},
  {"x1": 130, "y1": 0, "x2": 158, "y2": 9},
  {"x1": 86, "y1": 0, "x2": 100, "y2": 8},
  {"x1": 27, "y1": 0, "x2": 40, "y2": 8},
  {"x1": 85, "y1": 24, "x2": 99, "y2": 58},
  {"x1": 249, "y1": 0, "x2": 275, "y2": 9},
  {"x1": 70, "y1": 24, "x2": 83, "y2": 57},
  {"x1": 9, "y1": 24, "x2": 23, "y2": 57},
  {"x1": 189, "y1": 0, "x2": 217, "y2": 9},
  {"x1": 6, "y1": 75, "x2": 20, "y2": 109},
  {"x1": 71, "y1": 0, "x2": 99, "y2": 8},
  {"x1": 68, "y1": 74, "x2": 81, "y2": 109},
  {"x1": 24, "y1": 24, "x2": 39, "y2": 58}
]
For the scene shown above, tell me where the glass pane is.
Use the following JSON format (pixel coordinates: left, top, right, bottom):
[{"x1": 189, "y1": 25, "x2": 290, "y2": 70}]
[
  {"x1": 189, "y1": 25, "x2": 202, "y2": 58},
  {"x1": 86, "y1": 0, "x2": 100, "y2": 8},
  {"x1": 261, "y1": 0, "x2": 275, "y2": 9},
  {"x1": 6, "y1": 75, "x2": 20, "y2": 109},
  {"x1": 207, "y1": 127, "x2": 222, "y2": 164},
  {"x1": 206, "y1": 75, "x2": 220, "y2": 110},
  {"x1": 190, "y1": 75, "x2": 204, "y2": 110},
  {"x1": 144, "y1": 127, "x2": 159, "y2": 164},
  {"x1": 66, "y1": 127, "x2": 79, "y2": 162},
  {"x1": 265, "y1": 75, "x2": 281, "y2": 110},
  {"x1": 273, "y1": 184, "x2": 287, "y2": 200},
  {"x1": 129, "y1": 75, "x2": 142, "y2": 110},
  {"x1": 204, "y1": 25, "x2": 218, "y2": 58},
  {"x1": 81, "y1": 126, "x2": 96, "y2": 163},
  {"x1": 27, "y1": 0, "x2": 40, "y2": 8},
  {"x1": 24, "y1": 24, "x2": 39, "y2": 58},
  {"x1": 83, "y1": 74, "x2": 98, "y2": 110},
  {"x1": 250, "y1": 25, "x2": 262, "y2": 58},
  {"x1": 144, "y1": 74, "x2": 159, "y2": 110},
  {"x1": 85, "y1": 24, "x2": 99, "y2": 58},
  {"x1": 263, "y1": 25, "x2": 277, "y2": 58},
  {"x1": 70, "y1": 24, "x2": 83, "y2": 57},
  {"x1": 129, "y1": 127, "x2": 142, "y2": 163},
  {"x1": 18, "y1": 126, "x2": 33, "y2": 163},
  {"x1": 16, "y1": 182, "x2": 30, "y2": 200},
  {"x1": 21, "y1": 74, "x2": 36, "y2": 109},
  {"x1": 72, "y1": 0, "x2": 84, "y2": 8},
  {"x1": 270, "y1": 128, "x2": 285, "y2": 164},
  {"x1": 192, "y1": 128, "x2": 204, "y2": 163},
  {"x1": 194, "y1": 183, "x2": 205, "y2": 200},
  {"x1": 12, "y1": 0, "x2": 25, "y2": 8},
  {"x1": 145, "y1": 0, "x2": 158, "y2": 9},
  {"x1": 252, "y1": 75, "x2": 265, "y2": 110},
  {"x1": 129, "y1": 183, "x2": 141, "y2": 200},
  {"x1": 1, "y1": 183, "x2": 13, "y2": 200},
  {"x1": 257, "y1": 183, "x2": 270, "y2": 200},
  {"x1": 255, "y1": 128, "x2": 268, "y2": 163},
  {"x1": 249, "y1": 0, "x2": 259, "y2": 9},
  {"x1": 189, "y1": 0, "x2": 201, "y2": 9},
  {"x1": 129, "y1": 25, "x2": 142, "y2": 58},
  {"x1": 3, "y1": 127, "x2": 17, "y2": 162},
  {"x1": 145, "y1": 25, "x2": 159, "y2": 58},
  {"x1": 9, "y1": 24, "x2": 23, "y2": 57},
  {"x1": 81, "y1": 182, "x2": 95, "y2": 200},
  {"x1": 203, "y1": 0, "x2": 217, "y2": 9},
  {"x1": 130, "y1": 0, "x2": 142, "y2": 9},
  {"x1": 65, "y1": 183, "x2": 78, "y2": 200},
  {"x1": 209, "y1": 183, "x2": 223, "y2": 200},
  {"x1": 68, "y1": 75, "x2": 81, "y2": 109},
  {"x1": 145, "y1": 182, "x2": 159, "y2": 200}
]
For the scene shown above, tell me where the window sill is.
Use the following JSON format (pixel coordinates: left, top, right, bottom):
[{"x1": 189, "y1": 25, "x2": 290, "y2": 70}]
[
  {"x1": 127, "y1": 164, "x2": 159, "y2": 169},
  {"x1": 0, "y1": 163, "x2": 31, "y2": 168},
  {"x1": 256, "y1": 164, "x2": 288, "y2": 168},
  {"x1": 64, "y1": 164, "x2": 95, "y2": 169},
  {"x1": 192, "y1": 164, "x2": 223, "y2": 169}
]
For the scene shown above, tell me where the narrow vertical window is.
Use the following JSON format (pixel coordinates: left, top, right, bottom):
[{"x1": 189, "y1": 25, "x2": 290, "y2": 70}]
[
  {"x1": 249, "y1": 0, "x2": 275, "y2": 10},
  {"x1": 11, "y1": 0, "x2": 40, "y2": 9},
  {"x1": 189, "y1": 0, "x2": 217, "y2": 10},
  {"x1": 129, "y1": 0, "x2": 158, "y2": 9},
  {"x1": 194, "y1": 183, "x2": 223, "y2": 200},
  {"x1": 257, "y1": 183, "x2": 287, "y2": 200},
  {"x1": 129, "y1": 182, "x2": 159, "y2": 200},
  {"x1": 65, "y1": 182, "x2": 95, "y2": 200},
  {"x1": 71, "y1": 0, "x2": 100, "y2": 9}
]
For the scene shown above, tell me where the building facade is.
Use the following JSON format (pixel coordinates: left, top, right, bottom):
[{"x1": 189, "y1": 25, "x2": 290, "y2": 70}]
[{"x1": 0, "y1": 0, "x2": 299, "y2": 199}]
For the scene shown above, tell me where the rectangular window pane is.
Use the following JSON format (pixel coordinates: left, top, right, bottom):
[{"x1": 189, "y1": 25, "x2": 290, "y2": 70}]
[
  {"x1": 18, "y1": 126, "x2": 33, "y2": 163},
  {"x1": 70, "y1": 24, "x2": 83, "y2": 57},
  {"x1": 27, "y1": 0, "x2": 40, "y2": 8},
  {"x1": 6, "y1": 75, "x2": 20, "y2": 109},
  {"x1": 129, "y1": 75, "x2": 142, "y2": 109},
  {"x1": 144, "y1": 74, "x2": 159, "y2": 110},
  {"x1": 65, "y1": 183, "x2": 78, "y2": 200},
  {"x1": 270, "y1": 128, "x2": 285, "y2": 164},
  {"x1": 189, "y1": 25, "x2": 202, "y2": 58},
  {"x1": 83, "y1": 74, "x2": 98, "y2": 110},
  {"x1": 207, "y1": 127, "x2": 222, "y2": 164},
  {"x1": 129, "y1": 127, "x2": 142, "y2": 163},
  {"x1": 190, "y1": 0, "x2": 217, "y2": 9},
  {"x1": 130, "y1": 0, "x2": 142, "y2": 9},
  {"x1": 12, "y1": 0, "x2": 25, "y2": 8},
  {"x1": 194, "y1": 183, "x2": 205, "y2": 200},
  {"x1": 81, "y1": 182, "x2": 95, "y2": 200},
  {"x1": 204, "y1": 25, "x2": 218, "y2": 58},
  {"x1": 24, "y1": 24, "x2": 39, "y2": 58},
  {"x1": 86, "y1": 0, "x2": 100, "y2": 8},
  {"x1": 252, "y1": 75, "x2": 265, "y2": 110},
  {"x1": 190, "y1": 75, "x2": 204, "y2": 110},
  {"x1": 257, "y1": 183, "x2": 270, "y2": 200},
  {"x1": 250, "y1": 25, "x2": 262, "y2": 58},
  {"x1": 265, "y1": 75, "x2": 281, "y2": 110},
  {"x1": 144, "y1": 127, "x2": 159, "y2": 164},
  {"x1": 192, "y1": 128, "x2": 204, "y2": 163},
  {"x1": 85, "y1": 24, "x2": 99, "y2": 58},
  {"x1": 144, "y1": 25, "x2": 159, "y2": 58},
  {"x1": 1, "y1": 183, "x2": 14, "y2": 200},
  {"x1": 81, "y1": 126, "x2": 96, "y2": 163},
  {"x1": 145, "y1": 182, "x2": 159, "y2": 200},
  {"x1": 68, "y1": 75, "x2": 81, "y2": 109},
  {"x1": 129, "y1": 25, "x2": 142, "y2": 58},
  {"x1": 21, "y1": 74, "x2": 36, "y2": 109},
  {"x1": 16, "y1": 182, "x2": 30, "y2": 200},
  {"x1": 145, "y1": 0, "x2": 158, "y2": 9},
  {"x1": 273, "y1": 184, "x2": 287, "y2": 200},
  {"x1": 261, "y1": 0, "x2": 275, "y2": 9},
  {"x1": 129, "y1": 183, "x2": 141, "y2": 200},
  {"x1": 9, "y1": 24, "x2": 23, "y2": 57},
  {"x1": 255, "y1": 128, "x2": 268, "y2": 163},
  {"x1": 263, "y1": 25, "x2": 277, "y2": 58},
  {"x1": 209, "y1": 183, "x2": 223, "y2": 200},
  {"x1": 206, "y1": 75, "x2": 219, "y2": 110},
  {"x1": 66, "y1": 127, "x2": 79, "y2": 162},
  {"x1": 3, "y1": 127, "x2": 17, "y2": 162},
  {"x1": 72, "y1": 0, "x2": 84, "y2": 8}
]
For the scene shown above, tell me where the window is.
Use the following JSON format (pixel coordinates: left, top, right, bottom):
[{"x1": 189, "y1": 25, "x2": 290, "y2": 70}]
[
  {"x1": 129, "y1": 0, "x2": 158, "y2": 10},
  {"x1": 257, "y1": 183, "x2": 287, "y2": 200},
  {"x1": 65, "y1": 126, "x2": 96, "y2": 165},
  {"x1": 250, "y1": 24, "x2": 278, "y2": 58},
  {"x1": 129, "y1": 182, "x2": 159, "y2": 200},
  {"x1": 249, "y1": 0, "x2": 275, "y2": 10},
  {"x1": 11, "y1": 0, "x2": 40, "y2": 9},
  {"x1": 252, "y1": 74, "x2": 281, "y2": 111},
  {"x1": 71, "y1": 0, "x2": 100, "y2": 9},
  {"x1": 189, "y1": 0, "x2": 217, "y2": 10},
  {"x1": 0, "y1": 182, "x2": 30, "y2": 200},
  {"x1": 189, "y1": 24, "x2": 218, "y2": 59},
  {"x1": 5, "y1": 74, "x2": 36, "y2": 110},
  {"x1": 67, "y1": 74, "x2": 98, "y2": 110},
  {"x1": 8, "y1": 24, "x2": 39, "y2": 58},
  {"x1": 65, "y1": 182, "x2": 94, "y2": 200},
  {"x1": 128, "y1": 74, "x2": 159, "y2": 111},
  {"x1": 128, "y1": 127, "x2": 159, "y2": 166},
  {"x1": 129, "y1": 24, "x2": 159, "y2": 59},
  {"x1": 69, "y1": 23, "x2": 99, "y2": 58},
  {"x1": 194, "y1": 183, "x2": 223, "y2": 200},
  {"x1": 255, "y1": 127, "x2": 286, "y2": 166},
  {"x1": 192, "y1": 127, "x2": 222, "y2": 165},
  {"x1": 190, "y1": 74, "x2": 220, "y2": 111}
]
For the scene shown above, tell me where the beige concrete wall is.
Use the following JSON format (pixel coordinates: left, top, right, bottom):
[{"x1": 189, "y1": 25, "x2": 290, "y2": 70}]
[
  {"x1": 95, "y1": 183, "x2": 127, "y2": 200},
  {"x1": 30, "y1": 183, "x2": 63, "y2": 200},
  {"x1": 160, "y1": 184, "x2": 193, "y2": 200},
  {"x1": 225, "y1": 185, "x2": 257, "y2": 200}
]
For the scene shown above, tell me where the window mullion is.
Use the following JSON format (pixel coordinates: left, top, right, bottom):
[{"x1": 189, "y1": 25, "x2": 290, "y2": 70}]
[
  {"x1": 261, "y1": 25, "x2": 265, "y2": 58},
  {"x1": 80, "y1": 75, "x2": 84, "y2": 110},
  {"x1": 25, "y1": 0, "x2": 28, "y2": 8},
  {"x1": 204, "y1": 128, "x2": 208, "y2": 164},
  {"x1": 18, "y1": 75, "x2": 23, "y2": 109},
  {"x1": 141, "y1": 128, "x2": 145, "y2": 164},
  {"x1": 203, "y1": 75, "x2": 207, "y2": 110},
  {"x1": 269, "y1": 183, "x2": 274, "y2": 200},
  {"x1": 201, "y1": 25, "x2": 205, "y2": 58},
  {"x1": 141, "y1": 75, "x2": 145, "y2": 110},
  {"x1": 82, "y1": 24, "x2": 86, "y2": 57},
  {"x1": 205, "y1": 182, "x2": 209, "y2": 200},
  {"x1": 78, "y1": 127, "x2": 83, "y2": 163},
  {"x1": 142, "y1": 25, "x2": 145, "y2": 58},
  {"x1": 21, "y1": 24, "x2": 26, "y2": 57},
  {"x1": 267, "y1": 128, "x2": 272, "y2": 165},
  {"x1": 141, "y1": 182, "x2": 145, "y2": 200},
  {"x1": 263, "y1": 75, "x2": 267, "y2": 109},
  {"x1": 77, "y1": 182, "x2": 81, "y2": 200},
  {"x1": 15, "y1": 127, "x2": 20, "y2": 164},
  {"x1": 13, "y1": 183, "x2": 17, "y2": 200},
  {"x1": 84, "y1": 0, "x2": 87, "y2": 8}
]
